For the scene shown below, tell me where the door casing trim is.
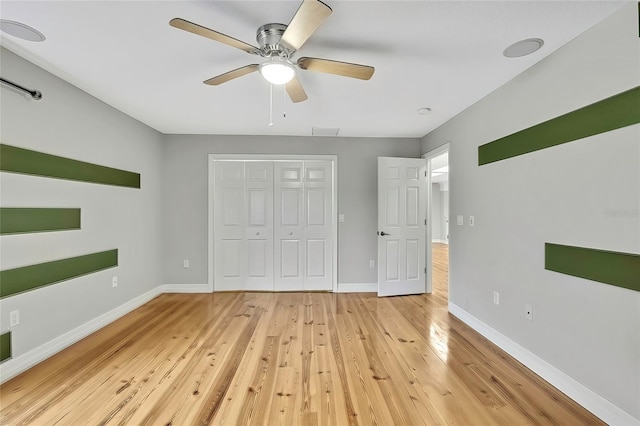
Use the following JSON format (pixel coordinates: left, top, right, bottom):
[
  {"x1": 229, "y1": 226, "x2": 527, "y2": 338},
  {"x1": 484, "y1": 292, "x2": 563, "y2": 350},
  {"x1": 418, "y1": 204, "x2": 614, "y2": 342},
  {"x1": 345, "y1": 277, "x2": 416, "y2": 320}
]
[{"x1": 422, "y1": 143, "x2": 450, "y2": 294}]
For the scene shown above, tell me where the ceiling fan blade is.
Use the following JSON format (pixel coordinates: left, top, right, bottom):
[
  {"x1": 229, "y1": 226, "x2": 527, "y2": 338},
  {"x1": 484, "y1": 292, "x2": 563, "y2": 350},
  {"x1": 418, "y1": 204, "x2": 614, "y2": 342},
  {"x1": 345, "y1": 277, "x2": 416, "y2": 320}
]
[
  {"x1": 203, "y1": 64, "x2": 260, "y2": 86},
  {"x1": 297, "y1": 57, "x2": 374, "y2": 80},
  {"x1": 280, "y1": 0, "x2": 332, "y2": 51},
  {"x1": 286, "y1": 76, "x2": 308, "y2": 103},
  {"x1": 170, "y1": 18, "x2": 259, "y2": 55}
]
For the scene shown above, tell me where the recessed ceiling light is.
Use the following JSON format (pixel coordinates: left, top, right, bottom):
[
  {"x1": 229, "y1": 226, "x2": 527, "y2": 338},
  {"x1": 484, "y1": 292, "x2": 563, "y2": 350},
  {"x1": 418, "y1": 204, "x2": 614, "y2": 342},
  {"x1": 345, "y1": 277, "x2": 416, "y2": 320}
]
[
  {"x1": 417, "y1": 107, "x2": 432, "y2": 115},
  {"x1": 0, "y1": 20, "x2": 46, "y2": 42},
  {"x1": 503, "y1": 38, "x2": 544, "y2": 58}
]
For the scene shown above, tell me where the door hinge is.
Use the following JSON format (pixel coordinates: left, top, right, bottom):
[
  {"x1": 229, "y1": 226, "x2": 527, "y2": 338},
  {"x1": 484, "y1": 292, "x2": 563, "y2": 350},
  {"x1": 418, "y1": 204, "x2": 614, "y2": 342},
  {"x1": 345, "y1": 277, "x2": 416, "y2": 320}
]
[
  {"x1": 424, "y1": 219, "x2": 427, "y2": 225},
  {"x1": 425, "y1": 171, "x2": 427, "y2": 177},
  {"x1": 424, "y1": 267, "x2": 427, "y2": 274}
]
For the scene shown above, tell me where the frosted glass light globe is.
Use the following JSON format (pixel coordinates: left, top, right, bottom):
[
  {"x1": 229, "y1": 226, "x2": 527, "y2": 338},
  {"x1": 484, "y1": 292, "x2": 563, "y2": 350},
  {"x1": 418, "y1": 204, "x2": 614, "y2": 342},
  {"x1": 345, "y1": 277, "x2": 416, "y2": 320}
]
[{"x1": 259, "y1": 59, "x2": 295, "y2": 85}]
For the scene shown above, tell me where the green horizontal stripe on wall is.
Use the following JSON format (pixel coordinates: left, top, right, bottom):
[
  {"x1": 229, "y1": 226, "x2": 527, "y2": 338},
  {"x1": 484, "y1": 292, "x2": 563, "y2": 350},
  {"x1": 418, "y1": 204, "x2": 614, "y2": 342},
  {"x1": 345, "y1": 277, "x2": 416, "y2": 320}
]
[
  {"x1": 0, "y1": 144, "x2": 140, "y2": 188},
  {"x1": 0, "y1": 249, "x2": 118, "y2": 299},
  {"x1": 0, "y1": 208, "x2": 81, "y2": 235},
  {"x1": 545, "y1": 243, "x2": 640, "y2": 292},
  {"x1": 0, "y1": 332, "x2": 10, "y2": 363},
  {"x1": 478, "y1": 86, "x2": 640, "y2": 165}
]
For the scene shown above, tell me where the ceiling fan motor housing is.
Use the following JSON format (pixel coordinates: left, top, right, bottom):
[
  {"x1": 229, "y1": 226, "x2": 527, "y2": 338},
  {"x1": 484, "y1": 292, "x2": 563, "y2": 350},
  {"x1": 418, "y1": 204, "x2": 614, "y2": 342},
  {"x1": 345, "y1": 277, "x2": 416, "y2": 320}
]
[{"x1": 257, "y1": 23, "x2": 289, "y2": 56}]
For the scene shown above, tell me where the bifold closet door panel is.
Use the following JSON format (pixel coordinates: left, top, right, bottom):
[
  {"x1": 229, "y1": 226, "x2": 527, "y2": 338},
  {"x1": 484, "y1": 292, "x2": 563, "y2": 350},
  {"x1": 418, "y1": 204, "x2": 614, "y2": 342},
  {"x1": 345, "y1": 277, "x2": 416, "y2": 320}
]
[
  {"x1": 214, "y1": 161, "x2": 275, "y2": 291},
  {"x1": 274, "y1": 161, "x2": 305, "y2": 291},
  {"x1": 213, "y1": 158, "x2": 333, "y2": 292},
  {"x1": 245, "y1": 162, "x2": 274, "y2": 290},
  {"x1": 303, "y1": 161, "x2": 333, "y2": 290},
  {"x1": 214, "y1": 161, "x2": 246, "y2": 290}
]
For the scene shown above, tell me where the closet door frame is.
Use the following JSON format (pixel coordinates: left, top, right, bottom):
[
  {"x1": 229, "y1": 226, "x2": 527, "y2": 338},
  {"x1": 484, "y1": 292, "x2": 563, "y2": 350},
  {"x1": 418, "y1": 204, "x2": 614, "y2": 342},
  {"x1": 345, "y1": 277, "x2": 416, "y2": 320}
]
[{"x1": 208, "y1": 154, "x2": 338, "y2": 293}]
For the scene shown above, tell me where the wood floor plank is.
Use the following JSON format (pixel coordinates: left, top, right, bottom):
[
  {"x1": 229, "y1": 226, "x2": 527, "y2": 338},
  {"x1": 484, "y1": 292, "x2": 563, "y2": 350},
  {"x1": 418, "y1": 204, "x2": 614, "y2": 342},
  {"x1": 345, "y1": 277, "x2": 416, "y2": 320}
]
[{"x1": 0, "y1": 245, "x2": 605, "y2": 425}]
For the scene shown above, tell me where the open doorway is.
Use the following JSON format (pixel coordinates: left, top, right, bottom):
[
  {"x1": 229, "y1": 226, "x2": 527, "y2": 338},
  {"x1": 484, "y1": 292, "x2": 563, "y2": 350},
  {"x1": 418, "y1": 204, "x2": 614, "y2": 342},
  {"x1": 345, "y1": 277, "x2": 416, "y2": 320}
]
[{"x1": 424, "y1": 145, "x2": 449, "y2": 301}]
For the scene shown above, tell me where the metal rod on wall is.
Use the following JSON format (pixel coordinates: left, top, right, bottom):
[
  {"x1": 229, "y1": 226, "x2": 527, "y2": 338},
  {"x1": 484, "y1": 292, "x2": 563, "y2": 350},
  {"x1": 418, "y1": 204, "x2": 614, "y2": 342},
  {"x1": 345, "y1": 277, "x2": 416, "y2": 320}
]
[{"x1": 0, "y1": 77, "x2": 42, "y2": 100}]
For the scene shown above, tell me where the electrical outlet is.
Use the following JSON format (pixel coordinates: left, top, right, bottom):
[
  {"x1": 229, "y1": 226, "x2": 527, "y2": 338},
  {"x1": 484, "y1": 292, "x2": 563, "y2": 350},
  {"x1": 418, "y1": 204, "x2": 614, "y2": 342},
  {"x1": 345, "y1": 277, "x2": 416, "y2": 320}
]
[
  {"x1": 457, "y1": 215, "x2": 464, "y2": 226},
  {"x1": 183, "y1": 259, "x2": 190, "y2": 268},
  {"x1": 369, "y1": 260, "x2": 375, "y2": 268},
  {"x1": 112, "y1": 276, "x2": 118, "y2": 288},
  {"x1": 9, "y1": 310, "x2": 20, "y2": 327},
  {"x1": 493, "y1": 292, "x2": 500, "y2": 305},
  {"x1": 525, "y1": 304, "x2": 533, "y2": 320}
]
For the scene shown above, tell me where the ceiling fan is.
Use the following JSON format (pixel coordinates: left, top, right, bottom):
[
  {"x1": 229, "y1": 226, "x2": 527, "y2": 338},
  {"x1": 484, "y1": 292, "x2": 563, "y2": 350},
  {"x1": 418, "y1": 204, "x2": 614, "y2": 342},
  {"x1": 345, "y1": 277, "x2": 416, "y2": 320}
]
[{"x1": 169, "y1": 0, "x2": 375, "y2": 103}]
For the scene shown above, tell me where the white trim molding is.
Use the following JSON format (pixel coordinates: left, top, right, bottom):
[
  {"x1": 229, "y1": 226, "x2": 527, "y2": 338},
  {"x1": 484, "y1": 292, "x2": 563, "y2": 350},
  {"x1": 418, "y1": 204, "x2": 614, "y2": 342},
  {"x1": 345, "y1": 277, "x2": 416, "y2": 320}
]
[
  {"x1": 337, "y1": 283, "x2": 377, "y2": 293},
  {"x1": 422, "y1": 143, "x2": 451, "y2": 295},
  {"x1": 0, "y1": 286, "x2": 162, "y2": 384},
  {"x1": 448, "y1": 302, "x2": 640, "y2": 426}
]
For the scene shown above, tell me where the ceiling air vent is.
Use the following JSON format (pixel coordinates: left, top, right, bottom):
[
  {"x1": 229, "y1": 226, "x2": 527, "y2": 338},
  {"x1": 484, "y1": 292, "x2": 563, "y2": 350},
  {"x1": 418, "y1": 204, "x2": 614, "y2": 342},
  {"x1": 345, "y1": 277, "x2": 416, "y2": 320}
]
[{"x1": 312, "y1": 127, "x2": 339, "y2": 137}]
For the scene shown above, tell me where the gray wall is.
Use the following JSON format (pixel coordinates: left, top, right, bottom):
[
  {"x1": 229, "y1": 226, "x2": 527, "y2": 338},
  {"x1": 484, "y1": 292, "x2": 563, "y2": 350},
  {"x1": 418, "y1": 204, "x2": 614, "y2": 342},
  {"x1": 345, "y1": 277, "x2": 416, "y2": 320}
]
[
  {"x1": 0, "y1": 48, "x2": 164, "y2": 358},
  {"x1": 162, "y1": 135, "x2": 421, "y2": 285},
  {"x1": 421, "y1": 4, "x2": 639, "y2": 419}
]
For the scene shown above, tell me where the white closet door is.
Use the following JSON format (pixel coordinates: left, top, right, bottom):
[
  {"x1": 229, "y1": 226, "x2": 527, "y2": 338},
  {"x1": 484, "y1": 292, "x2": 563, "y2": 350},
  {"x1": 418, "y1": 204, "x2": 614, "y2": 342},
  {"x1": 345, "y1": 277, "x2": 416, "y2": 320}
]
[
  {"x1": 214, "y1": 161, "x2": 246, "y2": 290},
  {"x1": 274, "y1": 161, "x2": 305, "y2": 291},
  {"x1": 214, "y1": 161, "x2": 274, "y2": 291},
  {"x1": 213, "y1": 157, "x2": 334, "y2": 292},
  {"x1": 245, "y1": 162, "x2": 274, "y2": 290},
  {"x1": 303, "y1": 161, "x2": 332, "y2": 290}
]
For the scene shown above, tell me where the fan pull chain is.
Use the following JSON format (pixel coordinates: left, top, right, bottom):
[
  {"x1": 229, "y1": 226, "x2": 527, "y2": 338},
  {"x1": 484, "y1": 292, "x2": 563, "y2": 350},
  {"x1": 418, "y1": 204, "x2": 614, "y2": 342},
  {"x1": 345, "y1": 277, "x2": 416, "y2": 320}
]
[
  {"x1": 269, "y1": 83, "x2": 274, "y2": 127},
  {"x1": 283, "y1": 85, "x2": 287, "y2": 119}
]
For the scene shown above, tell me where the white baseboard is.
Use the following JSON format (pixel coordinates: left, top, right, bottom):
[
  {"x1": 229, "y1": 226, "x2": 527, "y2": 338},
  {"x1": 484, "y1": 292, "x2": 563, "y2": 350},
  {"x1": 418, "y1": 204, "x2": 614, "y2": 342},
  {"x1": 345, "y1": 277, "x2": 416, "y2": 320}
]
[
  {"x1": 0, "y1": 286, "x2": 162, "y2": 384},
  {"x1": 432, "y1": 239, "x2": 449, "y2": 244},
  {"x1": 160, "y1": 284, "x2": 211, "y2": 293},
  {"x1": 448, "y1": 302, "x2": 640, "y2": 426},
  {"x1": 337, "y1": 283, "x2": 377, "y2": 293}
]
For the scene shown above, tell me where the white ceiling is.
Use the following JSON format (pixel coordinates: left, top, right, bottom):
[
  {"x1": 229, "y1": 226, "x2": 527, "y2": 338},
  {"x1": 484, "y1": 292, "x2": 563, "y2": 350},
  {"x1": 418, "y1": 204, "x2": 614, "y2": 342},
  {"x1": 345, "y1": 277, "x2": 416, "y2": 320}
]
[{"x1": 0, "y1": 1, "x2": 626, "y2": 138}]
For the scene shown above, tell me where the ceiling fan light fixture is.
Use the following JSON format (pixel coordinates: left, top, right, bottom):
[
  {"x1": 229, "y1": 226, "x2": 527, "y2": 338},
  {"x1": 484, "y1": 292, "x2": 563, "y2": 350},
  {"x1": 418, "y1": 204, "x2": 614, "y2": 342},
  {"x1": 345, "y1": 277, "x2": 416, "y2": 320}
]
[{"x1": 260, "y1": 58, "x2": 295, "y2": 85}]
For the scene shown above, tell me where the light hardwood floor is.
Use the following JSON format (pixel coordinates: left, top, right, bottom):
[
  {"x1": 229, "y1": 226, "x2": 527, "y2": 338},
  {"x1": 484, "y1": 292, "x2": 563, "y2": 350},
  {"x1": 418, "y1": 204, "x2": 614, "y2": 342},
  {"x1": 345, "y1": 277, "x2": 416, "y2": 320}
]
[{"x1": 0, "y1": 244, "x2": 602, "y2": 425}]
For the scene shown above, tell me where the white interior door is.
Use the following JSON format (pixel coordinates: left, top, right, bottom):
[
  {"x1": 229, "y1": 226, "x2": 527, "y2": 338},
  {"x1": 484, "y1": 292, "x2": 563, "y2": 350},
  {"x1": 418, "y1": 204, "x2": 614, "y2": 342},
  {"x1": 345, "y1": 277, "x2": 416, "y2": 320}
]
[
  {"x1": 214, "y1": 161, "x2": 274, "y2": 291},
  {"x1": 377, "y1": 157, "x2": 427, "y2": 297},
  {"x1": 274, "y1": 160, "x2": 333, "y2": 291},
  {"x1": 212, "y1": 156, "x2": 335, "y2": 292},
  {"x1": 274, "y1": 161, "x2": 305, "y2": 290},
  {"x1": 245, "y1": 162, "x2": 274, "y2": 290},
  {"x1": 214, "y1": 161, "x2": 246, "y2": 291},
  {"x1": 303, "y1": 161, "x2": 333, "y2": 290}
]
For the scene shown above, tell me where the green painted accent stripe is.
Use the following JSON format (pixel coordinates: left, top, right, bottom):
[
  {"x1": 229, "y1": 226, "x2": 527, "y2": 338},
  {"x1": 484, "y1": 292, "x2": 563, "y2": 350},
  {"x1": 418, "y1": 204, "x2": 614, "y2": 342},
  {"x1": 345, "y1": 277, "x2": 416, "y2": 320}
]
[
  {"x1": 0, "y1": 249, "x2": 118, "y2": 299},
  {"x1": 0, "y1": 208, "x2": 81, "y2": 235},
  {"x1": 0, "y1": 144, "x2": 140, "y2": 188},
  {"x1": 479, "y1": 86, "x2": 640, "y2": 165},
  {"x1": 545, "y1": 243, "x2": 640, "y2": 292},
  {"x1": 0, "y1": 332, "x2": 10, "y2": 363}
]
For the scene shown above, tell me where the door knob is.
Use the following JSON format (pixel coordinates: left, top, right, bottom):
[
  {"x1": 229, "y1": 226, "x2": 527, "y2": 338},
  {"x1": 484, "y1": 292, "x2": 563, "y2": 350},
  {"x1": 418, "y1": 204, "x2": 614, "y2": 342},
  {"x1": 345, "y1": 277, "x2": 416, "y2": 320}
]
[
  {"x1": 379, "y1": 231, "x2": 390, "y2": 236},
  {"x1": 256, "y1": 232, "x2": 260, "y2": 235},
  {"x1": 289, "y1": 232, "x2": 293, "y2": 236}
]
